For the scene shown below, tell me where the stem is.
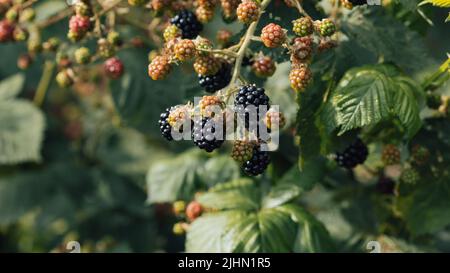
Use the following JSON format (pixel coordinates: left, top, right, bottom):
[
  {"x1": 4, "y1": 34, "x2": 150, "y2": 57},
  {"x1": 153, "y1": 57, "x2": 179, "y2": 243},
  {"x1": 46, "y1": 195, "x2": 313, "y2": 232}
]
[
  {"x1": 36, "y1": 8, "x2": 72, "y2": 29},
  {"x1": 228, "y1": 0, "x2": 272, "y2": 89},
  {"x1": 33, "y1": 61, "x2": 55, "y2": 107},
  {"x1": 294, "y1": 0, "x2": 311, "y2": 18}
]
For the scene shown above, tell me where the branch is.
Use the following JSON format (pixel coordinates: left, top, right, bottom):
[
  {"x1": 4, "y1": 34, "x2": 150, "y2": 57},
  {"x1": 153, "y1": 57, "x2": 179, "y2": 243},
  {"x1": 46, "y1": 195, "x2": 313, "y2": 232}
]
[{"x1": 33, "y1": 61, "x2": 55, "y2": 107}]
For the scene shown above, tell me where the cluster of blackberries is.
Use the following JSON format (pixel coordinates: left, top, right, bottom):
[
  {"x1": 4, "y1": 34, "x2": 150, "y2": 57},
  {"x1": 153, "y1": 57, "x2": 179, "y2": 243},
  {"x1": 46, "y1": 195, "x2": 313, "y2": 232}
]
[{"x1": 335, "y1": 138, "x2": 369, "y2": 169}]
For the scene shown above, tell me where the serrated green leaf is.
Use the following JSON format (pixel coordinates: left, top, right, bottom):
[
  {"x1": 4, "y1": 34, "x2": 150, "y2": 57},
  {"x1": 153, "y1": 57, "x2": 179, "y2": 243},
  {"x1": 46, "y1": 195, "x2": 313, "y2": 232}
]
[
  {"x1": 0, "y1": 100, "x2": 45, "y2": 164},
  {"x1": 280, "y1": 156, "x2": 326, "y2": 192},
  {"x1": 0, "y1": 73, "x2": 24, "y2": 100},
  {"x1": 262, "y1": 183, "x2": 302, "y2": 209},
  {"x1": 323, "y1": 65, "x2": 423, "y2": 138},
  {"x1": 198, "y1": 155, "x2": 241, "y2": 188}
]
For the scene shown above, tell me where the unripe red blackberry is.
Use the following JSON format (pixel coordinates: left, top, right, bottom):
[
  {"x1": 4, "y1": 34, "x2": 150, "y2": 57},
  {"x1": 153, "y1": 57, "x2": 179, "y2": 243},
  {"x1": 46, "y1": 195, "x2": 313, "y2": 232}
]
[
  {"x1": 57, "y1": 53, "x2": 72, "y2": 69},
  {"x1": 411, "y1": 145, "x2": 430, "y2": 166},
  {"x1": 198, "y1": 0, "x2": 217, "y2": 8},
  {"x1": 17, "y1": 53, "x2": 32, "y2": 70},
  {"x1": 74, "y1": 47, "x2": 91, "y2": 64},
  {"x1": 261, "y1": 23, "x2": 286, "y2": 48},
  {"x1": 199, "y1": 95, "x2": 224, "y2": 117},
  {"x1": 381, "y1": 144, "x2": 401, "y2": 166},
  {"x1": 289, "y1": 65, "x2": 312, "y2": 92},
  {"x1": 237, "y1": 0, "x2": 260, "y2": 24},
  {"x1": 400, "y1": 168, "x2": 420, "y2": 185},
  {"x1": 174, "y1": 39, "x2": 197, "y2": 61},
  {"x1": 128, "y1": 0, "x2": 149, "y2": 6},
  {"x1": 163, "y1": 24, "x2": 181, "y2": 42},
  {"x1": 104, "y1": 57, "x2": 124, "y2": 79},
  {"x1": 252, "y1": 55, "x2": 276, "y2": 78},
  {"x1": 186, "y1": 201, "x2": 204, "y2": 222},
  {"x1": 151, "y1": 0, "x2": 171, "y2": 12},
  {"x1": 12, "y1": 26, "x2": 27, "y2": 42},
  {"x1": 148, "y1": 55, "x2": 172, "y2": 80},
  {"x1": 195, "y1": 5, "x2": 214, "y2": 24},
  {"x1": 0, "y1": 19, "x2": 14, "y2": 42},
  {"x1": 220, "y1": 0, "x2": 240, "y2": 21},
  {"x1": 264, "y1": 110, "x2": 286, "y2": 131},
  {"x1": 68, "y1": 15, "x2": 91, "y2": 40},
  {"x1": 292, "y1": 17, "x2": 314, "y2": 37},
  {"x1": 318, "y1": 19, "x2": 336, "y2": 37},
  {"x1": 97, "y1": 38, "x2": 115, "y2": 58},
  {"x1": 194, "y1": 55, "x2": 221, "y2": 76},
  {"x1": 291, "y1": 36, "x2": 313, "y2": 64},
  {"x1": 231, "y1": 140, "x2": 255, "y2": 163},
  {"x1": 216, "y1": 29, "x2": 232, "y2": 46},
  {"x1": 56, "y1": 70, "x2": 74, "y2": 88}
]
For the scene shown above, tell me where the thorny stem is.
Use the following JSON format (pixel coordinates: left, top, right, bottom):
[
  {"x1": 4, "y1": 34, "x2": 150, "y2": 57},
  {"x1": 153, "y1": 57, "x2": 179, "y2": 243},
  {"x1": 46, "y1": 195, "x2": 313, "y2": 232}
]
[{"x1": 33, "y1": 61, "x2": 55, "y2": 107}]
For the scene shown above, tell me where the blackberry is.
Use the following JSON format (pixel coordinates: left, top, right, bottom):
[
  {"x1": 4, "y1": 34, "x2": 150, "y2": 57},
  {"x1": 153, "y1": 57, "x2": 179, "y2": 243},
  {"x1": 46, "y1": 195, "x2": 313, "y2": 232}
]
[
  {"x1": 376, "y1": 177, "x2": 395, "y2": 195},
  {"x1": 159, "y1": 108, "x2": 173, "y2": 141},
  {"x1": 234, "y1": 84, "x2": 270, "y2": 133},
  {"x1": 199, "y1": 63, "x2": 232, "y2": 93},
  {"x1": 381, "y1": 144, "x2": 401, "y2": 166},
  {"x1": 242, "y1": 146, "x2": 271, "y2": 176},
  {"x1": 192, "y1": 117, "x2": 224, "y2": 152},
  {"x1": 241, "y1": 55, "x2": 253, "y2": 67},
  {"x1": 349, "y1": 0, "x2": 367, "y2": 5},
  {"x1": 170, "y1": 10, "x2": 203, "y2": 39},
  {"x1": 335, "y1": 138, "x2": 369, "y2": 169},
  {"x1": 186, "y1": 201, "x2": 203, "y2": 222}
]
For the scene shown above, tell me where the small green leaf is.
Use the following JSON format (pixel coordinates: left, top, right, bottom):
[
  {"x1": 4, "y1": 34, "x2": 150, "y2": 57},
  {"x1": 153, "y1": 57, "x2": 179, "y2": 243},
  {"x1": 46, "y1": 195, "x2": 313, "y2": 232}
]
[
  {"x1": 0, "y1": 100, "x2": 45, "y2": 164},
  {"x1": 262, "y1": 183, "x2": 302, "y2": 209},
  {"x1": 0, "y1": 73, "x2": 25, "y2": 100}
]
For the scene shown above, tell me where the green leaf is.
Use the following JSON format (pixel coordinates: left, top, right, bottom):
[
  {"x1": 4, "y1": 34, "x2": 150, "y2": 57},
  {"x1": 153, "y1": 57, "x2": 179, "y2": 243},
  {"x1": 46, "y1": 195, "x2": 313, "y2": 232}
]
[
  {"x1": 0, "y1": 100, "x2": 45, "y2": 164},
  {"x1": 323, "y1": 65, "x2": 423, "y2": 138},
  {"x1": 0, "y1": 73, "x2": 24, "y2": 100},
  {"x1": 197, "y1": 179, "x2": 260, "y2": 211},
  {"x1": 279, "y1": 156, "x2": 326, "y2": 192},
  {"x1": 341, "y1": 8, "x2": 432, "y2": 73},
  {"x1": 396, "y1": 182, "x2": 450, "y2": 236},
  {"x1": 278, "y1": 204, "x2": 336, "y2": 252},
  {"x1": 335, "y1": 68, "x2": 393, "y2": 134},
  {"x1": 392, "y1": 76, "x2": 424, "y2": 137},
  {"x1": 262, "y1": 183, "x2": 302, "y2": 209},
  {"x1": 146, "y1": 149, "x2": 206, "y2": 203},
  {"x1": 186, "y1": 180, "x2": 333, "y2": 253},
  {"x1": 186, "y1": 210, "x2": 248, "y2": 253},
  {"x1": 198, "y1": 155, "x2": 241, "y2": 187}
]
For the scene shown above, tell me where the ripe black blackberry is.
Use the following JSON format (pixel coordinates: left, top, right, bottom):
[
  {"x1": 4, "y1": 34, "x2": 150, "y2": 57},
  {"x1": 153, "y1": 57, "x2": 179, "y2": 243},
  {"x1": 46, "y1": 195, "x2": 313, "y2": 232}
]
[
  {"x1": 242, "y1": 146, "x2": 271, "y2": 176},
  {"x1": 349, "y1": 0, "x2": 367, "y2": 5},
  {"x1": 159, "y1": 108, "x2": 173, "y2": 141},
  {"x1": 170, "y1": 10, "x2": 203, "y2": 39},
  {"x1": 158, "y1": 108, "x2": 173, "y2": 141},
  {"x1": 192, "y1": 117, "x2": 224, "y2": 152},
  {"x1": 234, "y1": 84, "x2": 270, "y2": 133},
  {"x1": 199, "y1": 63, "x2": 232, "y2": 93},
  {"x1": 335, "y1": 138, "x2": 368, "y2": 169},
  {"x1": 376, "y1": 177, "x2": 395, "y2": 195}
]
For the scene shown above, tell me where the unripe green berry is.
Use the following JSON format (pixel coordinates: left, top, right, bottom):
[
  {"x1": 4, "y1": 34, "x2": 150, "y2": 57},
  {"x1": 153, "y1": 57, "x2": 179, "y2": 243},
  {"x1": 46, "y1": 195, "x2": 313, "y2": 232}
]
[
  {"x1": 74, "y1": 47, "x2": 91, "y2": 64},
  {"x1": 5, "y1": 8, "x2": 18, "y2": 22},
  {"x1": 97, "y1": 38, "x2": 115, "y2": 58},
  {"x1": 56, "y1": 70, "x2": 74, "y2": 88},
  {"x1": 107, "y1": 31, "x2": 122, "y2": 46},
  {"x1": 20, "y1": 8, "x2": 35, "y2": 22}
]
